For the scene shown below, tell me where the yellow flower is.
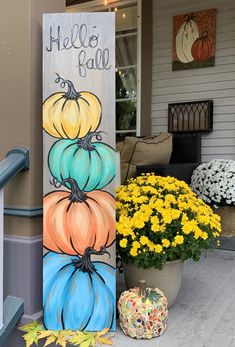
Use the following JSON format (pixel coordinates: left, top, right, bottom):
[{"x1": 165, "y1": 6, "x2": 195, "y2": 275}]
[
  {"x1": 161, "y1": 211, "x2": 172, "y2": 224},
  {"x1": 174, "y1": 235, "x2": 184, "y2": 245},
  {"x1": 130, "y1": 247, "x2": 138, "y2": 257},
  {"x1": 139, "y1": 236, "x2": 149, "y2": 246},
  {"x1": 133, "y1": 218, "x2": 145, "y2": 229},
  {"x1": 148, "y1": 242, "x2": 155, "y2": 252},
  {"x1": 172, "y1": 241, "x2": 177, "y2": 247},
  {"x1": 132, "y1": 241, "x2": 140, "y2": 249},
  {"x1": 201, "y1": 232, "x2": 208, "y2": 240},
  {"x1": 162, "y1": 239, "x2": 170, "y2": 248},
  {"x1": 213, "y1": 232, "x2": 220, "y2": 238},
  {"x1": 119, "y1": 238, "x2": 128, "y2": 248},
  {"x1": 182, "y1": 220, "x2": 195, "y2": 234},
  {"x1": 194, "y1": 228, "x2": 203, "y2": 239},
  {"x1": 171, "y1": 209, "x2": 181, "y2": 220},
  {"x1": 154, "y1": 244, "x2": 163, "y2": 253},
  {"x1": 153, "y1": 199, "x2": 164, "y2": 210},
  {"x1": 151, "y1": 223, "x2": 160, "y2": 232},
  {"x1": 151, "y1": 215, "x2": 160, "y2": 224},
  {"x1": 165, "y1": 194, "x2": 177, "y2": 204}
]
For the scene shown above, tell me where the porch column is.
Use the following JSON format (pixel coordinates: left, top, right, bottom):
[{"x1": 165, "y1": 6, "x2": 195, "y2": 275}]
[{"x1": 0, "y1": 0, "x2": 65, "y2": 322}]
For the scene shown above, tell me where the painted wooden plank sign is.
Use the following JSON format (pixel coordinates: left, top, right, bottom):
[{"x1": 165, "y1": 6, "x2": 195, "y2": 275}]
[{"x1": 42, "y1": 13, "x2": 116, "y2": 332}]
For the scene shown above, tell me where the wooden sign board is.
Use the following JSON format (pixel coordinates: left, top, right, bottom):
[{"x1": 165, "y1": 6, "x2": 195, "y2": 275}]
[{"x1": 43, "y1": 13, "x2": 116, "y2": 331}]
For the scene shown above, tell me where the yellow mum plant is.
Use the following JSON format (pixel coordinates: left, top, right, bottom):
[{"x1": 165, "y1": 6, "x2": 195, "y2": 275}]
[{"x1": 116, "y1": 174, "x2": 222, "y2": 269}]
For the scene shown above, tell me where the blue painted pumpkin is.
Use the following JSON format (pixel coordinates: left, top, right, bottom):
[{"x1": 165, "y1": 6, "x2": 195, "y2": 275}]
[
  {"x1": 43, "y1": 250, "x2": 116, "y2": 331},
  {"x1": 48, "y1": 132, "x2": 116, "y2": 191}
]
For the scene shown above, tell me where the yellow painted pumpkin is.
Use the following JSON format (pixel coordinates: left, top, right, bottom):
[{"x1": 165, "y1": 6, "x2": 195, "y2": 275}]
[{"x1": 43, "y1": 74, "x2": 102, "y2": 139}]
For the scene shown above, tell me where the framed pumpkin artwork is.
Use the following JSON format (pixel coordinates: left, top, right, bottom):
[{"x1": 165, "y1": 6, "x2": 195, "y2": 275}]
[{"x1": 173, "y1": 8, "x2": 217, "y2": 70}]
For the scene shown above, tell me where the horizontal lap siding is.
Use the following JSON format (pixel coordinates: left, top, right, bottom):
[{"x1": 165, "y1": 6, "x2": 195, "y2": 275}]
[{"x1": 152, "y1": 0, "x2": 235, "y2": 162}]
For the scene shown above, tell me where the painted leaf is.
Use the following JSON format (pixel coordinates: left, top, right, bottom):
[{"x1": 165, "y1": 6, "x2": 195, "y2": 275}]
[
  {"x1": 96, "y1": 328, "x2": 110, "y2": 338},
  {"x1": 19, "y1": 321, "x2": 44, "y2": 333},
  {"x1": 22, "y1": 331, "x2": 39, "y2": 347},
  {"x1": 44, "y1": 335, "x2": 56, "y2": 346},
  {"x1": 96, "y1": 337, "x2": 113, "y2": 345},
  {"x1": 80, "y1": 339, "x2": 95, "y2": 347}
]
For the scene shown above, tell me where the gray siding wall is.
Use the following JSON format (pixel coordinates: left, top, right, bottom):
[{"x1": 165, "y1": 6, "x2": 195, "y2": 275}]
[{"x1": 152, "y1": 0, "x2": 235, "y2": 162}]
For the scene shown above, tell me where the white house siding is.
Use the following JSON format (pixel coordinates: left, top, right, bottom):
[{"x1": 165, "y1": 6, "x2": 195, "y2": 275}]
[{"x1": 152, "y1": 0, "x2": 235, "y2": 162}]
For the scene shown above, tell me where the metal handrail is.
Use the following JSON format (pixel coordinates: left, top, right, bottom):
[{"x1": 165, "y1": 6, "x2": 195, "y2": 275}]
[
  {"x1": 0, "y1": 147, "x2": 29, "y2": 190},
  {"x1": 0, "y1": 146, "x2": 29, "y2": 343}
]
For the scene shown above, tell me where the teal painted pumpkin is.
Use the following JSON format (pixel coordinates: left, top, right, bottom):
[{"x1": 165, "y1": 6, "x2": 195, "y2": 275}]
[
  {"x1": 43, "y1": 248, "x2": 116, "y2": 331},
  {"x1": 48, "y1": 132, "x2": 116, "y2": 191}
]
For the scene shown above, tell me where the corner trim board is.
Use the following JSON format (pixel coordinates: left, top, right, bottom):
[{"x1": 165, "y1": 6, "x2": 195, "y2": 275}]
[
  {"x1": 4, "y1": 206, "x2": 43, "y2": 218},
  {"x1": 4, "y1": 234, "x2": 43, "y2": 244}
]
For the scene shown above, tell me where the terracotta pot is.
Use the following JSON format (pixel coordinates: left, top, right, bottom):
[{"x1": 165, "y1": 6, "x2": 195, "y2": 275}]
[
  {"x1": 212, "y1": 206, "x2": 235, "y2": 237},
  {"x1": 123, "y1": 260, "x2": 183, "y2": 308}
]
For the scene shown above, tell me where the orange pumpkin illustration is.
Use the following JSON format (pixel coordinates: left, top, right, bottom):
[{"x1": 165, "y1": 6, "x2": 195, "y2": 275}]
[
  {"x1": 43, "y1": 178, "x2": 115, "y2": 255},
  {"x1": 191, "y1": 32, "x2": 213, "y2": 62}
]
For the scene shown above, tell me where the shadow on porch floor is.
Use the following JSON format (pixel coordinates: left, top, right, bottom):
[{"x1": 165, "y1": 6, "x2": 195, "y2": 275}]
[{"x1": 3, "y1": 249, "x2": 235, "y2": 347}]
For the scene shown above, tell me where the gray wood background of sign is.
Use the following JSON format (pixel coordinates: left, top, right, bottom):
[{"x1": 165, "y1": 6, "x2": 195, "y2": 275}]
[{"x1": 43, "y1": 13, "x2": 116, "y2": 265}]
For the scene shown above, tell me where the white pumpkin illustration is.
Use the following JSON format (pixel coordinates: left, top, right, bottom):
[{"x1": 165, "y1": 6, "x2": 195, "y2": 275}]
[{"x1": 176, "y1": 15, "x2": 199, "y2": 63}]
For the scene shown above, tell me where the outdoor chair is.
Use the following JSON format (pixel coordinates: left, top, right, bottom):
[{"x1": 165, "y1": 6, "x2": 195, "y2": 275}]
[{"x1": 136, "y1": 133, "x2": 201, "y2": 185}]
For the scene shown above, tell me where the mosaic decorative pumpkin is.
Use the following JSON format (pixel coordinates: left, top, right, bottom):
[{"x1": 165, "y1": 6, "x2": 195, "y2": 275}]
[{"x1": 118, "y1": 280, "x2": 168, "y2": 339}]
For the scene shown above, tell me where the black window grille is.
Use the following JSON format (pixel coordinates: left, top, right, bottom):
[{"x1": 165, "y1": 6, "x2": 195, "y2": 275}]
[{"x1": 168, "y1": 100, "x2": 213, "y2": 133}]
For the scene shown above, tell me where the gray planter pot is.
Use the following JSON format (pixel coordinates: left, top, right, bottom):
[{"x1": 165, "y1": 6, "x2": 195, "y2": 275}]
[
  {"x1": 212, "y1": 206, "x2": 235, "y2": 237},
  {"x1": 123, "y1": 259, "x2": 183, "y2": 308}
]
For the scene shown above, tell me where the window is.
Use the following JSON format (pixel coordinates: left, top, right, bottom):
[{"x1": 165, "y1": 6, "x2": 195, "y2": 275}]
[
  {"x1": 66, "y1": 0, "x2": 140, "y2": 141},
  {"x1": 115, "y1": 4, "x2": 138, "y2": 141}
]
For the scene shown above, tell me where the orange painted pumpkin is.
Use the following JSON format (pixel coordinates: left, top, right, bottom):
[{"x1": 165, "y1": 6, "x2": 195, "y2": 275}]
[
  {"x1": 191, "y1": 32, "x2": 213, "y2": 62},
  {"x1": 43, "y1": 178, "x2": 115, "y2": 255}
]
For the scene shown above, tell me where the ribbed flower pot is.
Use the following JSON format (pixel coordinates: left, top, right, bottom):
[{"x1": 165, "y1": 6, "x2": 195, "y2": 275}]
[
  {"x1": 123, "y1": 260, "x2": 183, "y2": 308},
  {"x1": 212, "y1": 206, "x2": 235, "y2": 237}
]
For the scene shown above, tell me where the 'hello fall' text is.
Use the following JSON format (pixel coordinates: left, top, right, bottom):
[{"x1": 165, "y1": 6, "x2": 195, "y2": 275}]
[{"x1": 46, "y1": 24, "x2": 111, "y2": 77}]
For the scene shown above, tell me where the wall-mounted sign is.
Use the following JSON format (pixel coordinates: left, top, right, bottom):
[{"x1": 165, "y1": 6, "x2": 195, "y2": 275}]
[
  {"x1": 43, "y1": 13, "x2": 116, "y2": 332},
  {"x1": 173, "y1": 9, "x2": 217, "y2": 70}
]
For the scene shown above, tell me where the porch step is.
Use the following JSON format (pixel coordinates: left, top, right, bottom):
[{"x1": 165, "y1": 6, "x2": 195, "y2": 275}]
[{"x1": 0, "y1": 296, "x2": 24, "y2": 345}]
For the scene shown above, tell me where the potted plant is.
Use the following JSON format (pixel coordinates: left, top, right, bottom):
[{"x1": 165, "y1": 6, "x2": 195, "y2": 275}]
[
  {"x1": 191, "y1": 159, "x2": 235, "y2": 237},
  {"x1": 116, "y1": 174, "x2": 221, "y2": 307}
]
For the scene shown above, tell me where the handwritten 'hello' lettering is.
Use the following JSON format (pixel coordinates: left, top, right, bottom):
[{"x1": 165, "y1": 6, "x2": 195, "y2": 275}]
[{"x1": 46, "y1": 24, "x2": 99, "y2": 52}]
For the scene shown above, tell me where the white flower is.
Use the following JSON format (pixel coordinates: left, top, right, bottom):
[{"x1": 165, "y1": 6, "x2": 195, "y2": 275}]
[{"x1": 190, "y1": 159, "x2": 235, "y2": 206}]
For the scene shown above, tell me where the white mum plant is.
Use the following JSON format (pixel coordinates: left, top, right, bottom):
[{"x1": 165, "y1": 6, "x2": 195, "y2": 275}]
[{"x1": 190, "y1": 159, "x2": 235, "y2": 207}]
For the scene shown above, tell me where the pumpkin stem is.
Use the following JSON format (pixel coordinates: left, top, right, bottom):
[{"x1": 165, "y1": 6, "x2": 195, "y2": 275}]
[
  {"x1": 201, "y1": 31, "x2": 208, "y2": 38},
  {"x1": 77, "y1": 131, "x2": 104, "y2": 151},
  {"x1": 51, "y1": 177, "x2": 87, "y2": 203},
  {"x1": 73, "y1": 247, "x2": 111, "y2": 274},
  {"x1": 138, "y1": 279, "x2": 146, "y2": 298},
  {"x1": 185, "y1": 13, "x2": 196, "y2": 22},
  {"x1": 55, "y1": 73, "x2": 79, "y2": 100}
]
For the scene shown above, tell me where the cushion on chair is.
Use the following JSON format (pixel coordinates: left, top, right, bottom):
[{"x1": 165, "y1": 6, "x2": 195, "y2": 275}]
[
  {"x1": 118, "y1": 133, "x2": 173, "y2": 184},
  {"x1": 116, "y1": 141, "x2": 124, "y2": 153}
]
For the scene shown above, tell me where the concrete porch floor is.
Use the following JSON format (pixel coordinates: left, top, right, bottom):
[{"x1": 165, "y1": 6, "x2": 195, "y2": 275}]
[{"x1": 3, "y1": 249, "x2": 235, "y2": 347}]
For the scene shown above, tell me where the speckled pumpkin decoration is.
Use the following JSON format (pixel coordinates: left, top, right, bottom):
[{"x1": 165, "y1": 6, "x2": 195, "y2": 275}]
[{"x1": 118, "y1": 280, "x2": 168, "y2": 339}]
